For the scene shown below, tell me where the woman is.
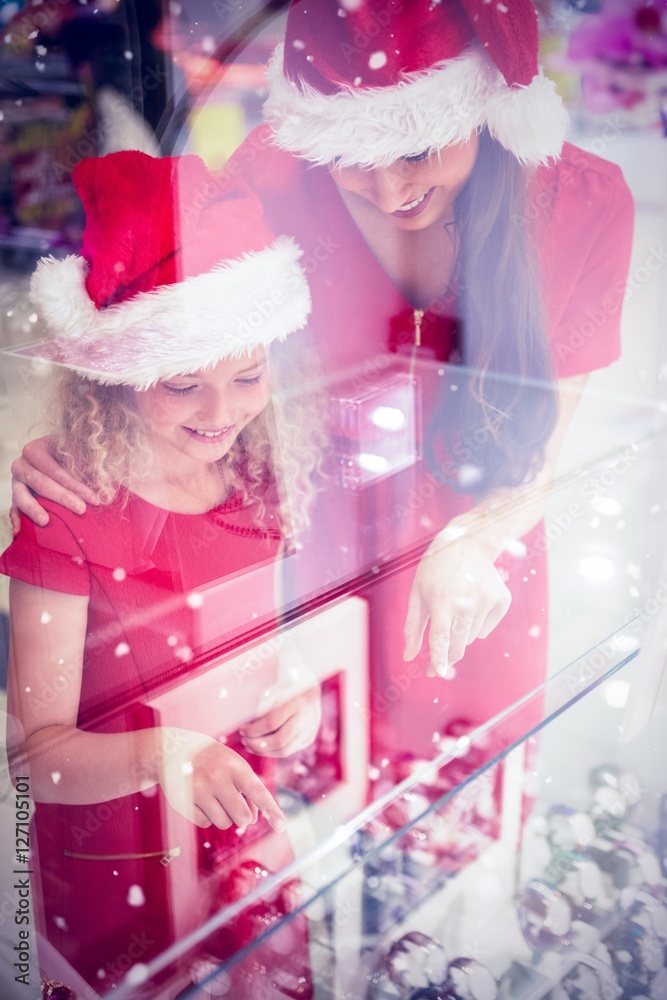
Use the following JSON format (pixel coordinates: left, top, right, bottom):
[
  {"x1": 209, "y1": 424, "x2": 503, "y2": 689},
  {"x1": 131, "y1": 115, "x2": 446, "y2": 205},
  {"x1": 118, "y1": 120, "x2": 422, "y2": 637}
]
[
  {"x1": 2, "y1": 150, "x2": 320, "y2": 995},
  {"x1": 10, "y1": 0, "x2": 634, "y2": 775}
]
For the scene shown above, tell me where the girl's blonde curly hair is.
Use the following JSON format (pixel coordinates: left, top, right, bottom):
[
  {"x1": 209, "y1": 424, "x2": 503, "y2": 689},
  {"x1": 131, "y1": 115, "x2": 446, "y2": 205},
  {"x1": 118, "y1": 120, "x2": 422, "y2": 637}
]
[{"x1": 48, "y1": 340, "x2": 328, "y2": 539}]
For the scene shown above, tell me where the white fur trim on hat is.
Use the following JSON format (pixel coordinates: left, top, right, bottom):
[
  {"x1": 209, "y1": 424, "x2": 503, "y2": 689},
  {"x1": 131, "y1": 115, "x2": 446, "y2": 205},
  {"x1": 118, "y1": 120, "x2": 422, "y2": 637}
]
[
  {"x1": 30, "y1": 238, "x2": 311, "y2": 389},
  {"x1": 264, "y1": 43, "x2": 567, "y2": 168}
]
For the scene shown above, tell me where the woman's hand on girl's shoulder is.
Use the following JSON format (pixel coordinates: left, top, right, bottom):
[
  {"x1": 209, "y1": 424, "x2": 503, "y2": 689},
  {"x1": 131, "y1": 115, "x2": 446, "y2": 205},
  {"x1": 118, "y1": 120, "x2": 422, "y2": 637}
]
[
  {"x1": 10, "y1": 436, "x2": 99, "y2": 534},
  {"x1": 159, "y1": 729, "x2": 287, "y2": 834}
]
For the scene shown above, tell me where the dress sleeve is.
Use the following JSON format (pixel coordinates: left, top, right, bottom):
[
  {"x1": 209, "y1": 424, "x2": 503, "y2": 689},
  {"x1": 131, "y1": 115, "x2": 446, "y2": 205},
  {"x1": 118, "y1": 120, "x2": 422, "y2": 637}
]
[
  {"x1": 544, "y1": 155, "x2": 635, "y2": 380},
  {"x1": 0, "y1": 508, "x2": 90, "y2": 596}
]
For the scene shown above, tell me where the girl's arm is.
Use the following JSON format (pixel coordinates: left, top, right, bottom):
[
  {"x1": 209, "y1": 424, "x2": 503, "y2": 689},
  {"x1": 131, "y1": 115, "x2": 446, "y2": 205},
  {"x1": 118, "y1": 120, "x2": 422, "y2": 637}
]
[
  {"x1": 403, "y1": 373, "x2": 589, "y2": 675},
  {"x1": 7, "y1": 579, "x2": 286, "y2": 831}
]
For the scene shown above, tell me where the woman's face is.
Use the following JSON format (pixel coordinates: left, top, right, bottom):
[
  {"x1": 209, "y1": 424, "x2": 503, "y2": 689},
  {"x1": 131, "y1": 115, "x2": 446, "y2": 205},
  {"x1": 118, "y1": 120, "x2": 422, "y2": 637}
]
[
  {"x1": 328, "y1": 134, "x2": 479, "y2": 232},
  {"x1": 133, "y1": 348, "x2": 270, "y2": 472}
]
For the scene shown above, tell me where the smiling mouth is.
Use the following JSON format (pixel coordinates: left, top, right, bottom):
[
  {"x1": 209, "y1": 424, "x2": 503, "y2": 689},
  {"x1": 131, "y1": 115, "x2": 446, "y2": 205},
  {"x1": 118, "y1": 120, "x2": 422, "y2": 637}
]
[
  {"x1": 390, "y1": 187, "x2": 435, "y2": 218},
  {"x1": 183, "y1": 426, "x2": 234, "y2": 439},
  {"x1": 395, "y1": 193, "x2": 428, "y2": 212}
]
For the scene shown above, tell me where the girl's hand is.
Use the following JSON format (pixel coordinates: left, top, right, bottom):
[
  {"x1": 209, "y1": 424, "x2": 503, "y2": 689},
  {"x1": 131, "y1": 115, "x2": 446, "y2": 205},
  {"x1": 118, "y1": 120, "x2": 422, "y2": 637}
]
[
  {"x1": 160, "y1": 730, "x2": 286, "y2": 833},
  {"x1": 240, "y1": 686, "x2": 322, "y2": 758},
  {"x1": 403, "y1": 532, "x2": 511, "y2": 676},
  {"x1": 10, "y1": 436, "x2": 99, "y2": 534}
]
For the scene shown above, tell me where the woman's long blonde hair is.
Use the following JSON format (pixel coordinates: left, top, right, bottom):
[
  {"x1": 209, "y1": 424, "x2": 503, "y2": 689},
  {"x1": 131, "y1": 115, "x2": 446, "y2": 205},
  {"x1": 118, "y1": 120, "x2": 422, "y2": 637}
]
[{"x1": 49, "y1": 339, "x2": 327, "y2": 538}]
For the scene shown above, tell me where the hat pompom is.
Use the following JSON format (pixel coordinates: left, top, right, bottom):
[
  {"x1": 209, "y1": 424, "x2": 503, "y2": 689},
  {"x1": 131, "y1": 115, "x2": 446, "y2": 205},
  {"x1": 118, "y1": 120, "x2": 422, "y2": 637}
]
[
  {"x1": 486, "y1": 73, "x2": 569, "y2": 166},
  {"x1": 30, "y1": 255, "x2": 96, "y2": 339}
]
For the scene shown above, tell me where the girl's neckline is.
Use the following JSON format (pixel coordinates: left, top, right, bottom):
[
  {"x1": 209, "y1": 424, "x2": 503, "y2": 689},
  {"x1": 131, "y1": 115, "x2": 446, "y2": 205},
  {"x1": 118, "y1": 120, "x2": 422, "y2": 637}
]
[{"x1": 118, "y1": 484, "x2": 244, "y2": 518}]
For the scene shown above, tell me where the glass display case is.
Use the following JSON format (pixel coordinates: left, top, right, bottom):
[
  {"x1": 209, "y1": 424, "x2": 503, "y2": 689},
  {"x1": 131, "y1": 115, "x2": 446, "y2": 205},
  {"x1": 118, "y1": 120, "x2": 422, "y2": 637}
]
[
  {"x1": 96, "y1": 613, "x2": 667, "y2": 1000},
  {"x1": 4, "y1": 348, "x2": 663, "y2": 1000}
]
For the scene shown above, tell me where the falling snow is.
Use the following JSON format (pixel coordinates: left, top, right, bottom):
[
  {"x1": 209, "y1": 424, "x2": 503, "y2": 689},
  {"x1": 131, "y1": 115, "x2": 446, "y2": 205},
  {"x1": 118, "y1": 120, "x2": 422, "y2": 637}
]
[
  {"x1": 125, "y1": 965, "x2": 149, "y2": 987},
  {"x1": 127, "y1": 885, "x2": 145, "y2": 907},
  {"x1": 368, "y1": 51, "x2": 387, "y2": 70},
  {"x1": 51, "y1": 771, "x2": 61, "y2": 784},
  {"x1": 115, "y1": 642, "x2": 130, "y2": 658},
  {"x1": 112, "y1": 567, "x2": 126, "y2": 582},
  {"x1": 40, "y1": 611, "x2": 52, "y2": 624}
]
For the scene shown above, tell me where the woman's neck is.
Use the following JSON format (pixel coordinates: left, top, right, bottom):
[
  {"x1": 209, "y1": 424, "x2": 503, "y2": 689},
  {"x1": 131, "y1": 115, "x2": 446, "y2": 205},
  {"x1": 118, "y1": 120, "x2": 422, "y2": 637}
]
[{"x1": 338, "y1": 187, "x2": 458, "y2": 311}]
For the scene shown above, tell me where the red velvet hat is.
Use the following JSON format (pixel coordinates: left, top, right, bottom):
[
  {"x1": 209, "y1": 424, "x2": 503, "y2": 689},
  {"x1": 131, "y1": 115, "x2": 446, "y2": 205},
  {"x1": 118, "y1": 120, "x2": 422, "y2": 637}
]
[
  {"x1": 29, "y1": 151, "x2": 311, "y2": 388},
  {"x1": 264, "y1": 0, "x2": 568, "y2": 167}
]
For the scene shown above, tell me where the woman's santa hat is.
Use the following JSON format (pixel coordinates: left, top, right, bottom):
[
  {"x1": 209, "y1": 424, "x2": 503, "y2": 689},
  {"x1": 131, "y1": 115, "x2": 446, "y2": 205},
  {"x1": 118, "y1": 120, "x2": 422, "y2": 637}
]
[
  {"x1": 264, "y1": 0, "x2": 568, "y2": 168},
  {"x1": 28, "y1": 150, "x2": 311, "y2": 389}
]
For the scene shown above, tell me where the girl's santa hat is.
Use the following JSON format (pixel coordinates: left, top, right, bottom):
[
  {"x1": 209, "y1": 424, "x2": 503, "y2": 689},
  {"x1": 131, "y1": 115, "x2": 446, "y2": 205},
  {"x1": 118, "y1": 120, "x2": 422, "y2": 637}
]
[
  {"x1": 264, "y1": 0, "x2": 568, "y2": 168},
  {"x1": 29, "y1": 150, "x2": 311, "y2": 389}
]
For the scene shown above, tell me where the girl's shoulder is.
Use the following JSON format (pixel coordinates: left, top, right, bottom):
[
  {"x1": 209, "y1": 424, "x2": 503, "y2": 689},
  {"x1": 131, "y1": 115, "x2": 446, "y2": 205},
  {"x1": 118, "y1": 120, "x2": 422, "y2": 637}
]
[{"x1": 1, "y1": 493, "x2": 134, "y2": 581}]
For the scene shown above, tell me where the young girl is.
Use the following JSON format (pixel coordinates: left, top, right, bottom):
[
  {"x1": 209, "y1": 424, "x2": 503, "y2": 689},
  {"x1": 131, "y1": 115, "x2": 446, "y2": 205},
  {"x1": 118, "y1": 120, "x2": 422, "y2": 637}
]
[{"x1": 1, "y1": 150, "x2": 321, "y2": 996}]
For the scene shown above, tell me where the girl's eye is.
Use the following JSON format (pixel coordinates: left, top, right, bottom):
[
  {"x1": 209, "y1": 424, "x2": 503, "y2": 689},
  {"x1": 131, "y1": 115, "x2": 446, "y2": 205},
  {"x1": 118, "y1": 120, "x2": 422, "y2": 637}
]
[
  {"x1": 402, "y1": 148, "x2": 432, "y2": 164},
  {"x1": 235, "y1": 373, "x2": 264, "y2": 387},
  {"x1": 163, "y1": 384, "x2": 197, "y2": 396}
]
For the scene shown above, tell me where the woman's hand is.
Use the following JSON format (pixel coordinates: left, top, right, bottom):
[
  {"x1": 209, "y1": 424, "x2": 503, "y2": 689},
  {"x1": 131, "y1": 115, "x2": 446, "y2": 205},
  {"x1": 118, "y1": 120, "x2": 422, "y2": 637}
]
[
  {"x1": 159, "y1": 729, "x2": 286, "y2": 832},
  {"x1": 10, "y1": 436, "x2": 99, "y2": 534},
  {"x1": 403, "y1": 531, "x2": 511, "y2": 676},
  {"x1": 240, "y1": 686, "x2": 322, "y2": 758}
]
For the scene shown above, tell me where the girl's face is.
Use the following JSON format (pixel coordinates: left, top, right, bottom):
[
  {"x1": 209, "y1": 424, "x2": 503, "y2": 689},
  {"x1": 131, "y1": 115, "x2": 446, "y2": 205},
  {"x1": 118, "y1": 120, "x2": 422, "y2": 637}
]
[
  {"x1": 133, "y1": 349, "x2": 270, "y2": 472},
  {"x1": 328, "y1": 135, "x2": 479, "y2": 231}
]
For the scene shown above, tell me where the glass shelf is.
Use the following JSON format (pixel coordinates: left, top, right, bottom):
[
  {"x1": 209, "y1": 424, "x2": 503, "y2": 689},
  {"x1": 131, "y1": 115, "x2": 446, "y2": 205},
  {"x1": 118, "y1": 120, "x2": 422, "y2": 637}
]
[{"x1": 109, "y1": 611, "x2": 666, "y2": 999}]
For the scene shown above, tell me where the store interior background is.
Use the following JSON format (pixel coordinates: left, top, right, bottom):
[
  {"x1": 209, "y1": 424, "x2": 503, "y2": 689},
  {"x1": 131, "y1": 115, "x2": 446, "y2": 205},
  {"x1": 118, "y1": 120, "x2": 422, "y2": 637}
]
[{"x1": 0, "y1": 0, "x2": 666, "y2": 992}]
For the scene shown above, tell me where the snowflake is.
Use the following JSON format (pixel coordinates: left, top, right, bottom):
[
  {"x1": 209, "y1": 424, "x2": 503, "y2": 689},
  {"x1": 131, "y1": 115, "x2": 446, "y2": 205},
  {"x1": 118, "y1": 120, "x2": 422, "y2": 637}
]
[{"x1": 127, "y1": 884, "x2": 145, "y2": 907}]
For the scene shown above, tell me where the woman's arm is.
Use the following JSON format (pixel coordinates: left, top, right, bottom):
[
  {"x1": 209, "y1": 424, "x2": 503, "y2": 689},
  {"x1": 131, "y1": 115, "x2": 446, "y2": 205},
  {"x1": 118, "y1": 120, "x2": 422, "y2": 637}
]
[
  {"x1": 403, "y1": 373, "x2": 588, "y2": 675},
  {"x1": 7, "y1": 579, "x2": 286, "y2": 831},
  {"x1": 10, "y1": 437, "x2": 100, "y2": 533}
]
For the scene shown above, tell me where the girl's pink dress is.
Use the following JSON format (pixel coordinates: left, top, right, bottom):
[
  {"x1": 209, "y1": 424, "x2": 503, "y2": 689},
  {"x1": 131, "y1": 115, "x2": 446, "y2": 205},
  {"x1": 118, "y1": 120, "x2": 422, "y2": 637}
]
[{"x1": 1, "y1": 485, "x2": 311, "y2": 995}]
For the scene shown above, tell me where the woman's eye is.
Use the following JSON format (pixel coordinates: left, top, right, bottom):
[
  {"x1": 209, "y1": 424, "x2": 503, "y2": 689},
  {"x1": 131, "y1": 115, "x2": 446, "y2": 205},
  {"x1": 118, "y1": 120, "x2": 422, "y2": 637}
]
[
  {"x1": 403, "y1": 148, "x2": 432, "y2": 164},
  {"x1": 163, "y1": 384, "x2": 196, "y2": 396},
  {"x1": 236, "y1": 373, "x2": 264, "y2": 387}
]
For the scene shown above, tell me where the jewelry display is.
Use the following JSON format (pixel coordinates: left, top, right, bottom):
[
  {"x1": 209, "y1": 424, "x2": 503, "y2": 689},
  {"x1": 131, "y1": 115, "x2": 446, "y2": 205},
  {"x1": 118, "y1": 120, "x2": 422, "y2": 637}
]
[{"x1": 517, "y1": 880, "x2": 573, "y2": 950}]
